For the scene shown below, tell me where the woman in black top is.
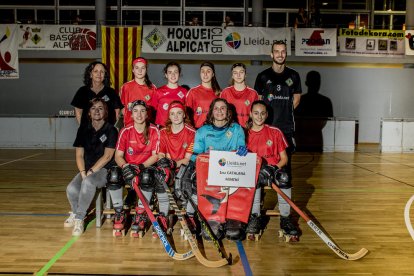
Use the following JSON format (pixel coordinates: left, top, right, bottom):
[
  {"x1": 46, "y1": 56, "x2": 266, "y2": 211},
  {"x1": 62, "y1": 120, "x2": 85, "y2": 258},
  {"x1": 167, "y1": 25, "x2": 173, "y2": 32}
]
[
  {"x1": 71, "y1": 61, "x2": 123, "y2": 126},
  {"x1": 65, "y1": 98, "x2": 118, "y2": 236}
]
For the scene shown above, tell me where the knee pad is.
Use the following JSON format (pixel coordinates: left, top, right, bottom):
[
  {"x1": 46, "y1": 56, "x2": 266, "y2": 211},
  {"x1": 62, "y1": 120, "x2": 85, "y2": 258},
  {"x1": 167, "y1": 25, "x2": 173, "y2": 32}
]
[
  {"x1": 139, "y1": 167, "x2": 155, "y2": 193},
  {"x1": 106, "y1": 166, "x2": 125, "y2": 190}
]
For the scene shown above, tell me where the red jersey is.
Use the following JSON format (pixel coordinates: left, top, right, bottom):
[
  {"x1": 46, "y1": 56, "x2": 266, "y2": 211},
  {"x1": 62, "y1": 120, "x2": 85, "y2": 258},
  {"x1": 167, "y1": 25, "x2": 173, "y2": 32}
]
[
  {"x1": 186, "y1": 85, "x2": 217, "y2": 128},
  {"x1": 152, "y1": 85, "x2": 187, "y2": 126},
  {"x1": 247, "y1": 124, "x2": 288, "y2": 166},
  {"x1": 220, "y1": 86, "x2": 259, "y2": 128},
  {"x1": 159, "y1": 124, "x2": 196, "y2": 161},
  {"x1": 116, "y1": 124, "x2": 160, "y2": 165},
  {"x1": 119, "y1": 80, "x2": 156, "y2": 126}
]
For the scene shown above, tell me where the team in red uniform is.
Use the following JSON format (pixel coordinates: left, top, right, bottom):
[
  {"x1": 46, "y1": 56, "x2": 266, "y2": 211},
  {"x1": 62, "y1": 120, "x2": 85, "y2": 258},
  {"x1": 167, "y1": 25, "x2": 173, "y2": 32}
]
[
  {"x1": 152, "y1": 62, "x2": 187, "y2": 127},
  {"x1": 158, "y1": 101, "x2": 197, "y2": 234},
  {"x1": 119, "y1": 57, "x2": 156, "y2": 127},
  {"x1": 220, "y1": 63, "x2": 259, "y2": 128},
  {"x1": 246, "y1": 100, "x2": 299, "y2": 241},
  {"x1": 186, "y1": 62, "x2": 221, "y2": 128},
  {"x1": 110, "y1": 100, "x2": 161, "y2": 237}
]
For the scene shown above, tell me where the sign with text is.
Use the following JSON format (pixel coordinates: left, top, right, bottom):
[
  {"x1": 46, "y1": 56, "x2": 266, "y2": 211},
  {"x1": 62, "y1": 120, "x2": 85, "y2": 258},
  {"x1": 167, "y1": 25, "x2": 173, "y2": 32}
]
[
  {"x1": 208, "y1": 150, "x2": 257, "y2": 188},
  {"x1": 17, "y1": 24, "x2": 96, "y2": 50},
  {"x1": 142, "y1": 25, "x2": 223, "y2": 54},
  {"x1": 222, "y1": 27, "x2": 291, "y2": 55},
  {"x1": 295, "y1": 28, "x2": 337, "y2": 56},
  {"x1": 405, "y1": 30, "x2": 414, "y2": 55},
  {"x1": 0, "y1": 24, "x2": 19, "y2": 79},
  {"x1": 338, "y1": 28, "x2": 404, "y2": 57}
]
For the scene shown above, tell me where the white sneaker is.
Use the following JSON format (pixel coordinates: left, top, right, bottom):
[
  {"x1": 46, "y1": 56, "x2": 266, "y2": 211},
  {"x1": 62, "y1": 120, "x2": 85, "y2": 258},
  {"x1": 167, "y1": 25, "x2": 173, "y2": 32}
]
[
  {"x1": 72, "y1": 219, "x2": 84, "y2": 236},
  {"x1": 64, "y1": 212, "x2": 76, "y2": 227}
]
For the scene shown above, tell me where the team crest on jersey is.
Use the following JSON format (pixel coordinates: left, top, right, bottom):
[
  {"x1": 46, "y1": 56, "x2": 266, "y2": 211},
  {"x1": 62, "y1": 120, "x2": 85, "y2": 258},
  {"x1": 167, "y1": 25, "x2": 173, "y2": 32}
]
[
  {"x1": 196, "y1": 107, "x2": 202, "y2": 115},
  {"x1": 99, "y1": 134, "x2": 107, "y2": 143},
  {"x1": 244, "y1": 100, "x2": 250, "y2": 106},
  {"x1": 182, "y1": 143, "x2": 188, "y2": 149},
  {"x1": 285, "y1": 78, "x2": 293, "y2": 86},
  {"x1": 101, "y1": 95, "x2": 110, "y2": 102},
  {"x1": 266, "y1": 140, "x2": 273, "y2": 146},
  {"x1": 178, "y1": 91, "x2": 185, "y2": 98},
  {"x1": 226, "y1": 130, "x2": 233, "y2": 138},
  {"x1": 267, "y1": 94, "x2": 275, "y2": 102},
  {"x1": 127, "y1": 147, "x2": 134, "y2": 155},
  {"x1": 163, "y1": 103, "x2": 169, "y2": 110},
  {"x1": 145, "y1": 95, "x2": 151, "y2": 101}
]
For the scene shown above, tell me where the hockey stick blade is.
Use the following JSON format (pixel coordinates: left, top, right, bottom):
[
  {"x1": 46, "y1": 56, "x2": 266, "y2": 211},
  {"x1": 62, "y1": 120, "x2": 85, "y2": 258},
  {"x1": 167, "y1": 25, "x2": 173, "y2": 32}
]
[
  {"x1": 271, "y1": 183, "x2": 368, "y2": 261},
  {"x1": 404, "y1": 195, "x2": 414, "y2": 240},
  {"x1": 132, "y1": 177, "x2": 194, "y2": 261},
  {"x1": 184, "y1": 190, "x2": 233, "y2": 264},
  {"x1": 160, "y1": 179, "x2": 229, "y2": 267}
]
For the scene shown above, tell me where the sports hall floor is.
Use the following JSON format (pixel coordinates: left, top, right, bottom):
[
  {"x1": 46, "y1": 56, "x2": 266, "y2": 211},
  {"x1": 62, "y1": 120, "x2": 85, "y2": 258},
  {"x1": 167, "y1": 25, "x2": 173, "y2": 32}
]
[{"x1": 0, "y1": 145, "x2": 414, "y2": 275}]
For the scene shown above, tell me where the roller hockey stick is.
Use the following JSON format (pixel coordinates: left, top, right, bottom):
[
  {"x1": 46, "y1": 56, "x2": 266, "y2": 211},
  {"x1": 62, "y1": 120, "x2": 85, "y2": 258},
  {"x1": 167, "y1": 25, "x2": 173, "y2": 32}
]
[
  {"x1": 131, "y1": 177, "x2": 194, "y2": 261},
  {"x1": 184, "y1": 190, "x2": 233, "y2": 264},
  {"x1": 404, "y1": 195, "x2": 414, "y2": 240},
  {"x1": 271, "y1": 183, "x2": 368, "y2": 261},
  {"x1": 159, "y1": 180, "x2": 230, "y2": 267}
]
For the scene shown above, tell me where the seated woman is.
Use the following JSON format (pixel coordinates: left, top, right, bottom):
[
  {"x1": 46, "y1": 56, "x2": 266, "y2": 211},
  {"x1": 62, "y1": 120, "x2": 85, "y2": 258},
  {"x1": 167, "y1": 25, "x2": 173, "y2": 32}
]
[
  {"x1": 158, "y1": 101, "x2": 196, "y2": 233},
  {"x1": 192, "y1": 98, "x2": 248, "y2": 241},
  {"x1": 246, "y1": 100, "x2": 298, "y2": 241},
  {"x1": 111, "y1": 100, "x2": 169, "y2": 238},
  {"x1": 65, "y1": 98, "x2": 118, "y2": 236}
]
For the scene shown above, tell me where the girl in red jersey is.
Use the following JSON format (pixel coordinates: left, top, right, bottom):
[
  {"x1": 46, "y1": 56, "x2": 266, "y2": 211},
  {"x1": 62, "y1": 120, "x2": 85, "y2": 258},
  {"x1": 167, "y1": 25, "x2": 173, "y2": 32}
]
[
  {"x1": 158, "y1": 100, "x2": 197, "y2": 234},
  {"x1": 220, "y1": 63, "x2": 259, "y2": 128},
  {"x1": 109, "y1": 100, "x2": 164, "y2": 238},
  {"x1": 152, "y1": 62, "x2": 188, "y2": 127},
  {"x1": 246, "y1": 100, "x2": 299, "y2": 241},
  {"x1": 186, "y1": 61, "x2": 221, "y2": 128},
  {"x1": 119, "y1": 57, "x2": 156, "y2": 127}
]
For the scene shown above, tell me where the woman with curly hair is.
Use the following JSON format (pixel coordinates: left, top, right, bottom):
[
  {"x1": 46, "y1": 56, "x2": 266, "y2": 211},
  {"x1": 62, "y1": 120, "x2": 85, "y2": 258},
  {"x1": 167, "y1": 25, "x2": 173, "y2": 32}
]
[{"x1": 71, "y1": 61, "x2": 123, "y2": 126}]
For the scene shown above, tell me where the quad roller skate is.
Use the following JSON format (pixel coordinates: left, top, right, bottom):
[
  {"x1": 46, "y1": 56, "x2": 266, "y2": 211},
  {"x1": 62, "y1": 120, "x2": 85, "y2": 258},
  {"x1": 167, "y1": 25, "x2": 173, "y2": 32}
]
[
  {"x1": 112, "y1": 209, "x2": 126, "y2": 237},
  {"x1": 130, "y1": 208, "x2": 149, "y2": 238},
  {"x1": 279, "y1": 215, "x2": 299, "y2": 242},
  {"x1": 225, "y1": 219, "x2": 245, "y2": 241},
  {"x1": 246, "y1": 213, "x2": 263, "y2": 241}
]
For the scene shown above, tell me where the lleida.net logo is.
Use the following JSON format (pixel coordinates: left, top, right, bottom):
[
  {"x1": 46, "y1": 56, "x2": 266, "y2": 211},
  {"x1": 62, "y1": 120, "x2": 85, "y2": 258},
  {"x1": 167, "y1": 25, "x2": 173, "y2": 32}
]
[
  {"x1": 218, "y1": 158, "x2": 226, "y2": 166},
  {"x1": 225, "y1": 32, "x2": 241, "y2": 49}
]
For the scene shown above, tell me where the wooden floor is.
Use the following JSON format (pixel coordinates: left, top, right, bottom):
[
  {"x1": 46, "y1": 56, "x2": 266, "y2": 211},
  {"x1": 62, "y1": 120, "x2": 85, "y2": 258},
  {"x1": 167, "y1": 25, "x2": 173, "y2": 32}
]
[{"x1": 1, "y1": 146, "x2": 414, "y2": 275}]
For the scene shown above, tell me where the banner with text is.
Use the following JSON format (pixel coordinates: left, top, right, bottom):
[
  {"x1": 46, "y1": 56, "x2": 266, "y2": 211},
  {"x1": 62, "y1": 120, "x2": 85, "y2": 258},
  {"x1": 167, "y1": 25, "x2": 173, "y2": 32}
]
[
  {"x1": 404, "y1": 30, "x2": 414, "y2": 55},
  {"x1": 338, "y1": 28, "x2": 404, "y2": 57},
  {"x1": 0, "y1": 24, "x2": 19, "y2": 79},
  {"x1": 17, "y1": 24, "x2": 96, "y2": 50},
  {"x1": 208, "y1": 150, "x2": 257, "y2": 188},
  {"x1": 222, "y1": 27, "x2": 291, "y2": 55},
  {"x1": 295, "y1": 28, "x2": 337, "y2": 56},
  {"x1": 142, "y1": 25, "x2": 223, "y2": 54}
]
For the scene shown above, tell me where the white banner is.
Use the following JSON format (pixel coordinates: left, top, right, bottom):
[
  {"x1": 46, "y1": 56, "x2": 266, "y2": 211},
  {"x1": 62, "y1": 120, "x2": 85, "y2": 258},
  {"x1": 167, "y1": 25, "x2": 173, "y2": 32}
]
[
  {"x1": 17, "y1": 24, "x2": 97, "y2": 50},
  {"x1": 222, "y1": 27, "x2": 291, "y2": 55},
  {"x1": 405, "y1": 30, "x2": 414, "y2": 55},
  {"x1": 338, "y1": 28, "x2": 404, "y2": 57},
  {"x1": 208, "y1": 150, "x2": 257, "y2": 188},
  {"x1": 0, "y1": 24, "x2": 19, "y2": 79},
  {"x1": 142, "y1": 25, "x2": 224, "y2": 54},
  {"x1": 295, "y1": 28, "x2": 337, "y2": 56}
]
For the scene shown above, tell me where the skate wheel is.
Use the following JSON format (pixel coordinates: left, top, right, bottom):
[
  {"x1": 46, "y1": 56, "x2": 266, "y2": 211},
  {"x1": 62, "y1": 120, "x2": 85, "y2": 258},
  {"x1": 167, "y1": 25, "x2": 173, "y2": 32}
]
[
  {"x1": 289, "y1": 235, "x2": 300, "y2": 242},
  {"x1": 130, "y1": 231, "x2": 138, "y2": 238},
  {"x1": 152, "y1": 232, "x2": 159, "y2": 239},
  {"x1": 284, "y1": 235, "x2": 290, "y2": 242},
  {"x1": 180, "y1": 229, "x2": 185, "y2": 237},
  {"x1": 278, "y1": 230, "x2": 284, "y2": 238},
  {"x1": 167, "y1": 228, "x2": 173, "y2": 236},
  {"x1": 113, "y1": 229, "x2": 124, "y2": 237}
]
